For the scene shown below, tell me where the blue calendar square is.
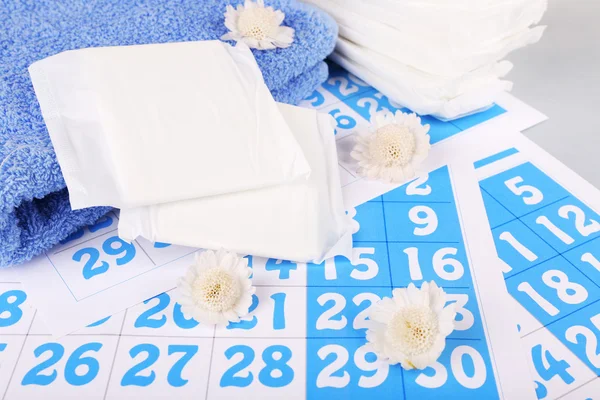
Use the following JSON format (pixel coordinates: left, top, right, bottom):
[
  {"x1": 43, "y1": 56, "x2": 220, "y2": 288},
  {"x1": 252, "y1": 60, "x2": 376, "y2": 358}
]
[
  {"x1": 352, "y1": 202, "x2": 387, "y2": 242},
  {"x1": 419, "y1": 115, "x2": 462, "y2": 145},
  {"x1": 383, "y1": 202, "x2": 462, "y2": 243},
  {"x1": 445, "y1": 288, "x2": 486, "y2": 341},
  {"x1": 451, "y1": 105, "x2": 506, "y2": 131},
  {"x1": 544, "y1": 301, "x2": 600, "y2": 375},
  {"x1": 492, "y1": 219, "x2": 559, "y2": 278},
  {"x1": 388, "y1": 242, "x2": 472, "y2": 288},
  {"x1": 505, "y1": 256, "x2": 600, "y2": 326},
  {"x1": 480, "y1": 190, "x2": 516, "y2": 229},
  {"x1": 403, "y1": 339, "x2": 498, "y2": 399},
  {"x1": 307, "y1": 244, "x2": 391, "y2": 287},
  {"x1": 321, "y1": 70, "x2": 371, "y2": 102},
  {"x1": 344, "y1": 89, "x2": 395, "y2": 120},
  {"x1": 306, "y1": 337, "x2": 403, "y2": 399},
  {"x1": 479, "y1": 162, "x2": 570, "y2": 218},
  {"x1": 382, "y1": 166, "x2": 455, "y2": 203},
  {"x1": 563, "y1": 237, "x2": 600, "y2": 286},
  {"x1": 521, "y1": 197, "x2": 600, "y2": 253},
  {"x1": 306, "y1": 287, "x2": 392, "y2": 338}
]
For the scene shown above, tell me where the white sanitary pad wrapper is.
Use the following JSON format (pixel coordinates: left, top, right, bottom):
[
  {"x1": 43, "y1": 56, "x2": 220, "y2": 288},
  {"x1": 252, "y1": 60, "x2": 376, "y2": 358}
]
[
  {"x1": 303, "y1": 0, "x2": 546, "y2": 120},
  {"x1": 29, "y1": 41, "x2": 310, "y2": 209},
  {"x1": 309, "y1": 0, "x2": 547, "y2": 77},
  {"x1": 330, "y1": 40, "x2": 514, "y2": 120},
  {"x1": 119, "y1": 103, "x2": 353, "y2": 263}
]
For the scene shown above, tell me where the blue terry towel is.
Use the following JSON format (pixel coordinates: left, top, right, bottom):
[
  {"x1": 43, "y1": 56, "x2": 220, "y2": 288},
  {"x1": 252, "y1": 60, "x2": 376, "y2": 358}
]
[{"x1": 0, "y1": 0, "x2": 338, "y2": 267}]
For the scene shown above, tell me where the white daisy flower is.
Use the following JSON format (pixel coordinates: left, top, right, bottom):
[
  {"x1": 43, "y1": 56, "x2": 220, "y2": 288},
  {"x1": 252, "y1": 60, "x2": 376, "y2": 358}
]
[
  {"x1": 221, "y1": 0, "x2": 295, "y2": 50},
  {"x1": 351, "y1": 110, "x2": 431, "y2": 183},
  {"x1": 176, "y1": 249, "x2": 255, "y2": 326},
  {"x1": 366, "y1": 281, "x2": 456, "y2": 370}
]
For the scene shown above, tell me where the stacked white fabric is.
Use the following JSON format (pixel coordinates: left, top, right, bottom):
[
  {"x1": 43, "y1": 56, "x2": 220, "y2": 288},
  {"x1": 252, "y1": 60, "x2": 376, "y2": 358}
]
[{"x1": 303, "y1": 0, "x2": 547, "y2": 120}]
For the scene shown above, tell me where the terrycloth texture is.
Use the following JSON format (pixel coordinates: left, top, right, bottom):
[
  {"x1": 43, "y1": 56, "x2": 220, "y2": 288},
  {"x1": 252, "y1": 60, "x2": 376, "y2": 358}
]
[
  {"x1": 0, "y1": 0, "x2": 338, "y2": 267},
  {"x1": 272, "y1": 61, "x2": 329, "y2": 105}
]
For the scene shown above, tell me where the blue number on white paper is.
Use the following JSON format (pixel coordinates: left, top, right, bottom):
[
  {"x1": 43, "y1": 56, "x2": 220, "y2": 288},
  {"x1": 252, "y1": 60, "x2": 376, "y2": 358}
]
[
  {"x1": 0, "y1": 289, "x2": 26, "y2": 327},
  {"x1": 63, "y1": 343, "x2": 103, "y2": 386},
  {"x1": 227, "y1": 294, "x2": 259, "y2": 330},
  {"x1": 305, "y1": 90, "x2": 325, "y2": 108},
  {"x1": 220, "y1": 345, "x2": 294, "y2": 388},
  {"x1": 226, "y1": 293, "x2": 285, "y2": 331},
  {"x1": 135, "y1": 293, "x2": 198, "y2": 329},
  {"x1": 329, "y1": 109, "x2": 356, "y2": 130},
  {"x1": 75, "y1": 236, "x2": 136, "y2": 279},
  {"x1": 74, "y1": 248, "x2": 109, "y2": 280},
  {"x1": 221, "y1": 345, "x2": 255, "y2": 387},
  {"x1": 121, "y1": 344, "x2": 198, "y2": 387},
  {"x1": 154, "y1": 242, "x2": 171, "y2": 249},
  {"x1": 265, "y1": 259, "x2": 297, "y2": 279},
  {"x1": 21, "y1": 342, "x2": 102, "y2": 386}
]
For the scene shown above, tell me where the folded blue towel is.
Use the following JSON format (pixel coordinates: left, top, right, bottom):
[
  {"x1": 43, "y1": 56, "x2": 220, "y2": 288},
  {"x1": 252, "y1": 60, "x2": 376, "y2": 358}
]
[{"x1": 0, "y1": 0, "x2": 338, "y2": 267}]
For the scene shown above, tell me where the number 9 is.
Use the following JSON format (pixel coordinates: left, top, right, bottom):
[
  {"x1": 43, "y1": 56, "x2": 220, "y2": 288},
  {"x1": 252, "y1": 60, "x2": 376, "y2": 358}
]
[{"x1": 409, "y1": 206, "x2": 438, "y2": 236}]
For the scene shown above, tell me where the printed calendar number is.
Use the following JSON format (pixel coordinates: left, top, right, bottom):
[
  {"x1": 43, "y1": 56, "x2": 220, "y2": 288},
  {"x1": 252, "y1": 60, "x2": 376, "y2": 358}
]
[
  {"x1": 531, "y1": 344, "x2": 574, "y2": 390},
  {"x1": 307, "y1": 245, "x2": 391, "y2": 287},
  {"x1": 220, "y1": 345, "x2": 294, "y2": 388},
  {"x1": 404, "y1": 341, "x2": 497, "y2": 398},
  {"x1": 535, "y1": 204, "x2": 600, "y2": 245},
  {"x1": 384, "y1": 202, "x2": 462, "y2": 243},
  {"x1": 522, "y1": 198, "x2": 600, "y2": 252},
  {"x1": 389, "y1": 242, "x2": 472, "y2": 287},
  {"x1": 351, "y1": 91, "x2": 391, "y2": 120},
  {"x1": 21, "y1": 342, "x2": 102, "y2": 386},
  {"x1": 329, "y1": 108, "x2": 357, "y2": 131},
  {"x1": 507, "y1": 257, "x2": 600, "y2": 325},
  {"x1": 504, "y1": 176, "x2": 544, "y2": 205},
  {"x1": 316, "y1": 344, "x2": 388, "y2": 389},
  {"x1": 73, "y1": 236, "x2": 136, "y2": 280},
  {"x1": 0, "y1": 289, "x2": 26, "y2": 327},
  {"x1": 225, "y1": 292, "x2": 286, "y2": 331},
  {"x1": 492, "y1": 219, "x2": 558, "y2": 278},
  {"x1": 307, "y1": 287, "x2": 391, "y2": 338},
  {"x1": 564, "y1": 312, "x2": 600, "y2": 369},
  {"x1": 304, "y1": 89, "x2": 326, "y2": 108},
  {"x1": 382, "y1": 166, "x2": 455, "y2": 203},
  {"x1": 479, "y1": 162, "x2": 569, "y2": 218},
  {"x1": 307, "y1": 338, "x2": 402, "y2": 398},
  {"x1": 406, "y1": 174, "x2": 432, "y2": 196},
  {"x1": 135, "y1": 293, "x2": 199, "y2": 330},
  {"x1": 121, "y1": 343, "x2": 198, "y2": 387}
]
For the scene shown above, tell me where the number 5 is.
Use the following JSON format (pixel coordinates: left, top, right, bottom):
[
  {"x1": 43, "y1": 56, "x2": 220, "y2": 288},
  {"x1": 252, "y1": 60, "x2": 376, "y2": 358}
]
[{"x1": 504, "y1": 176, "x2": 543, "y2": 205}]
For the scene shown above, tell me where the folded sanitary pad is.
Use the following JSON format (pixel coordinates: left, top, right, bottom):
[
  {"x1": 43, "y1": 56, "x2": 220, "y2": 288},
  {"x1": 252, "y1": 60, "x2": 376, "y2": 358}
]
[
  {"x1": 119, "y1": 104, "x2": 353, "y2": 263},
  {"x1": 29, "y1": 41, "x2": 310, "y2": 209},
  {"x1": 304, "y1": 0, "x2": 546, "y2": 120},
  {"x1": 0, "y1": 0, "x2": 337, "y2": 267}
]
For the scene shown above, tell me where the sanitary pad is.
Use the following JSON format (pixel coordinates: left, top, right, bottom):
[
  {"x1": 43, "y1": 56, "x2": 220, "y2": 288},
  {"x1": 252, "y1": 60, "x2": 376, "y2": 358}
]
[
  {"x1": 1, "y1": 0, "x2": 337, "y2": 267},
  {"x1": 304, "y1": 0, "x2": 546, "y2": 120},
  {"x1": 29, "y1": 41, "x2": 310, "y2": 209},
  {"x1": 118, "y1": 103, "x2": 353, "y2": 263}
]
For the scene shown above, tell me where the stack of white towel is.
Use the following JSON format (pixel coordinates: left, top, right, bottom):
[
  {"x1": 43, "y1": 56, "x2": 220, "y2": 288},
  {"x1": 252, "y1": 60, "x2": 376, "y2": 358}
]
[{"x1": 304, "y1": 0, "x2": 547, "y2": 120}]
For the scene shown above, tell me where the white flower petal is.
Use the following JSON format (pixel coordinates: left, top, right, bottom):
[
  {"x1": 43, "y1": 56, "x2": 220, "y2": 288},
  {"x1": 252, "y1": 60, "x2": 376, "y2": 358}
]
[
  {"x1": 221, "y1": 0, "x2": 294, "y2": 50},
  {"x1": 366, "y1": 281, "x2": 455, "y2": 370}
]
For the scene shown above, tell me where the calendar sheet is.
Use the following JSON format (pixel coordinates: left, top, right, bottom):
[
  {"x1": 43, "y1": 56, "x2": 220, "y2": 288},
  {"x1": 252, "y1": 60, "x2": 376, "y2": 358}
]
[
  {"x1": 8, "y1": 63, "x2": 547, "y2": 336},
  {"x1": 464, "y1": 131, "x2": 600, "y2": 399},
  {"x1": 0, "y1": 160, "x2": 533, "y2": 399},
  {"x1": 299, "y1": 63, "x2": 548, "y2": 208}
]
